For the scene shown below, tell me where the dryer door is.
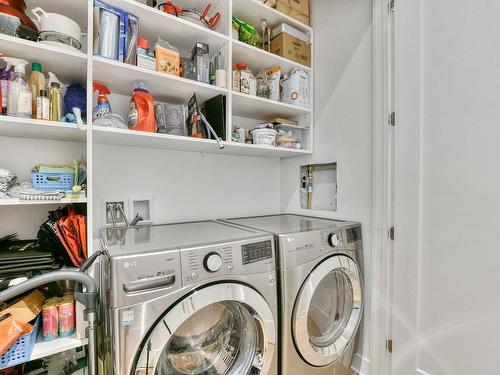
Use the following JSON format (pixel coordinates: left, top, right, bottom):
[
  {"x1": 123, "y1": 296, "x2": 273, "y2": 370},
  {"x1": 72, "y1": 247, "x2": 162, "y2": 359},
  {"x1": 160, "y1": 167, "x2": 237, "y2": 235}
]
[
  {"x1": 133, "y1": 283, "x2": 276, "y2": 375},
  {"x1": 293, "y1": 254, "x2": 363, "y2": 367}
]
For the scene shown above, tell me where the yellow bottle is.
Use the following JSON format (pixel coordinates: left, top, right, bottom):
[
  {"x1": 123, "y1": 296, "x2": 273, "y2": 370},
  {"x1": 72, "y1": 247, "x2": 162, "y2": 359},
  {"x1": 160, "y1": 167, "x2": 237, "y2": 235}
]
[{"x1": 29, "y1": 62, "x2": 45, "y2": 119}]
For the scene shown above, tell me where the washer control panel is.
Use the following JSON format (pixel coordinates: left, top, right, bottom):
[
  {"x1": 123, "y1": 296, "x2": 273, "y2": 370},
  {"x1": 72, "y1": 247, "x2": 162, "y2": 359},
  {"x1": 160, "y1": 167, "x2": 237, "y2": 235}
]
[
  {"x1": 180, "y1": 236, "x2": 275, "y2": 286},
  {"x1": 242, "y1": 240, "x2": 273, "y2": 265}
]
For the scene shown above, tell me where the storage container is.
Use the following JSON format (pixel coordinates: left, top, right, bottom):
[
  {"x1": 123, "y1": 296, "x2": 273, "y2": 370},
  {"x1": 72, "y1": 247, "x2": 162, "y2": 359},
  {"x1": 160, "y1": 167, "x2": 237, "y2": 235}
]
[
  {"x1": 0, "y1": 315, "x2": 41, "y2": 370},
  {"x1": 251, "y1": 128, "x2": 277, "y2": 146},
  {"x1": 32, "y1": 170, "x2": 74, "y2": 191}
]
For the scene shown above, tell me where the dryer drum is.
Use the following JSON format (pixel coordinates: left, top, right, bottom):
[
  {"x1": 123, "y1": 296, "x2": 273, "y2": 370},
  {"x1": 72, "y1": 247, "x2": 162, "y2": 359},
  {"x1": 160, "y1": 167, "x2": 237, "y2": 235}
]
[{"x1": 159, "y1": 302, "x2": 258, "y2": 374}]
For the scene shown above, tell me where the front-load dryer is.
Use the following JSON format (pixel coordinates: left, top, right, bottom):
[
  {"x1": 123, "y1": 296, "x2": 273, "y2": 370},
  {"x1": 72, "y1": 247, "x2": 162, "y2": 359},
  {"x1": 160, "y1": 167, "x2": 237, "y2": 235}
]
[
  {"x1": 98, "y1": 220, "x2": 278, "y2": 375},
  {"x1": 222, "y1": 214, "x2": 363, "y2": 375}
]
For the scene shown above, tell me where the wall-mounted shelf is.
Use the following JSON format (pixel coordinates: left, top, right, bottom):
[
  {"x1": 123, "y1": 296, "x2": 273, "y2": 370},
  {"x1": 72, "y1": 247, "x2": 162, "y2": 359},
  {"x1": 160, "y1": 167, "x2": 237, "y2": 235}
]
[
  {"x1": 29, "y1": 335, "x2": 88, "y2": 362},
  {"x1": 0, "y1": 34, "x2": 87, "y2": 84},
  {"x1": 232, "y1": 0, "x2": 312, "y2": 37},
  {"x1": 0, "y1": 198, "x2": 87, "y2": 206},
  {"x1": 93, "y1": 57, "x2": 228, "y2": 104},
  {"x1": 232, "y1": 39, "x2": 310, "y2": 73},
  {"x1": 94, "y1": 126, "x2": 310, "y2": 158},
  {"x1": 100, "y1": 0, "x2": 230, "y2": 54},
  {"x1": 0, "y1": 116, "x2": 86, "y2": 142},
  {"x1": 232, "y1": 91, "x2": 311, "y2": 119}
]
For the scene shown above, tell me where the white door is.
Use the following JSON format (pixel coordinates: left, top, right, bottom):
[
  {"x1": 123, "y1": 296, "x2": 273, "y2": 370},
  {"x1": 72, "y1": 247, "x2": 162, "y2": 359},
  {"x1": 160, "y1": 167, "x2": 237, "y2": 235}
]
[
  {"x1": 292, "y1": 255, "x2": 363, "y2": 366},
  {"x1": 393, "y1": 0, "x2": 500, "y2": 374},
  {"x1": 132, "y1": 283, "x2": 276, "y2": 375}
]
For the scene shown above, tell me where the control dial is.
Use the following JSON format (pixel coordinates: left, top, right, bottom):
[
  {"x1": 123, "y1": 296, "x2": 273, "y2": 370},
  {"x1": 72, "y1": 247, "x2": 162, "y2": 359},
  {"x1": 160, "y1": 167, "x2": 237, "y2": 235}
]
[
  {"x1": 328, "y1": 233, "x2": 339, "y2": 248},
  {"x1": 204, "y1": 252, "x2": 223, "y2": 273}
]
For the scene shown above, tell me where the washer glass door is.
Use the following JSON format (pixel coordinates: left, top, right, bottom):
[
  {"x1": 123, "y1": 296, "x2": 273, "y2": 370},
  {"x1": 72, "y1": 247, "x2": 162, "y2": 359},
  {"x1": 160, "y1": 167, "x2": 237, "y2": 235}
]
[
  {"x1": 293, "y1": 254, "x2": 362, "y2": 367},
  {"x1": 133, "y1": 283, "x2": 276, "y2": 375}
]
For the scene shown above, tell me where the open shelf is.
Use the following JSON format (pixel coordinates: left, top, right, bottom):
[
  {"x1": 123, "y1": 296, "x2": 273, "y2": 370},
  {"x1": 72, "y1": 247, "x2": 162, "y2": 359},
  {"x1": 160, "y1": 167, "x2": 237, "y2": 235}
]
[
  {"x1": 100, "y1": 0, "x2": 229, "y2": 56},
  {"x1": 232, "y1": 91, "x2": 311, "y2": 119},
  {"x1": 93, "y1": 57, "x2": 228, "y2": 104},
  {"x1": 93, "y1": 126, "x2": 309, "y2": 158},
  {"x1": 232, "y1": 40, "x2": 310, "y2": 73},
  {"x1": 29, "y1": 334, "x2": 88, "y2": 362},
  {"x1": 232, "y1": 0, "x2": 312, "y2": 37},
  {"x1": 0, "y1": 34, "x2": 87, "y2": 84},
  {"x1": 0, "y1": 116, "x2": 86, "y2": 142},
  {"x1": 0, "y1": 198, "x2": 87, "y2": 206}
]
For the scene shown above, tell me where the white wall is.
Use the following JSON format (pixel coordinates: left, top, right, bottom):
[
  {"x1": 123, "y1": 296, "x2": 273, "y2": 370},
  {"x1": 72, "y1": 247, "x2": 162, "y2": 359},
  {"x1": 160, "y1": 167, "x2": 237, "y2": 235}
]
[
  {"x1": 280, "y1": 0, "x2": 374, "y2": 373},
  {"x1": 393, "y1": 1, "x2": 500, "y2": 374},
  {"x1": 92, "y1": 144, "x2": 281, "y2": 232}
]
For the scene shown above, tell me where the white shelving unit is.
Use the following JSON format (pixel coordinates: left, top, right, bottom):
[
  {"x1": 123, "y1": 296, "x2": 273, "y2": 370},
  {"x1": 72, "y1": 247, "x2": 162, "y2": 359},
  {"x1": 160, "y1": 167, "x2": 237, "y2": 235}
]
[
  {"x1": 29, "y1": 335, "x2": 88, "y2": 362},
  {"x1": 0, "y1": 0, "x2": 313, "y2": 366}
]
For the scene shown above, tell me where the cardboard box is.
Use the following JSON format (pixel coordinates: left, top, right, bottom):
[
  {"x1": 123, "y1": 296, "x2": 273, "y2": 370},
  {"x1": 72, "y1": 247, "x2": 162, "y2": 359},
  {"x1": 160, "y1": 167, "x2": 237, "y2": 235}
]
[
  {"x1": 156, "y1": 45, "x2": 180, "y2": 76},
  {"x1": 270, "y1": 32, "x2": 311, "y2": 67},
  {"x1": 262, "y1": 0, "x2": 310, "y2": 25},
  {"x1": 0, "y1": 290, "x2": 45, "y2": 323}
]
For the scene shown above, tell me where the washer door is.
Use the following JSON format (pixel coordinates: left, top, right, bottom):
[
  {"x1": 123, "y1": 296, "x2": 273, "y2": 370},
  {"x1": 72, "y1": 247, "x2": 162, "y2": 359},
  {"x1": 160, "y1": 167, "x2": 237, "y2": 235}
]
[
  {"x1": 293, "y1": 255, "x2": 363, "y2": 367},
  {"x1": 133, "y1": 283, "x2": 276, "y2": 375}
]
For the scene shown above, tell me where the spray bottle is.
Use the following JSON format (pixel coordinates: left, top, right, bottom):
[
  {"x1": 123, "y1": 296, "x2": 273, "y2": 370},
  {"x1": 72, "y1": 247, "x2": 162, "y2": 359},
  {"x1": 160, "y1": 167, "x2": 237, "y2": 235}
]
[
  {"x1": 0, "y1": 57, "x2": 10, "y2": 115},
  {"x1": 92, "y1": 82, "x2": 112, "y2": 120},
  {"x1": 4, "y1": 58, "x2": 31, "y2": 118},
  {"x1": 128, "y1": 81, "x2": 156, "y2": 133}
]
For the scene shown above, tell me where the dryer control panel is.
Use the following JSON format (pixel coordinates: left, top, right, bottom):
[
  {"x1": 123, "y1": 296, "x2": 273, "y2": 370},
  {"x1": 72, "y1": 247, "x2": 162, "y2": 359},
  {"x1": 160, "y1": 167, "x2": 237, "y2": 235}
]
[{"x1": 180, "y1": 236, "x2": 275, "y2": 286}]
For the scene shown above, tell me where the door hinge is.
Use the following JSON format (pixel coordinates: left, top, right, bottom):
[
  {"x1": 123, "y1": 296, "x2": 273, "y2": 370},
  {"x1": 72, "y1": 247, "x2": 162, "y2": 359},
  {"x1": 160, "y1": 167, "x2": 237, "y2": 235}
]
[
  {"x1": 388, "y1": 0, "x2": 395, "y2": 13},
  {"x1": 389, "y1": 112, "x2": 396, "y2": 126},
  {"x1": 389, "y1": 227, "x2": 395, "y2": 240},
  {"x1": 386, "y1": 338, "x2": 393, "y2": 353}
]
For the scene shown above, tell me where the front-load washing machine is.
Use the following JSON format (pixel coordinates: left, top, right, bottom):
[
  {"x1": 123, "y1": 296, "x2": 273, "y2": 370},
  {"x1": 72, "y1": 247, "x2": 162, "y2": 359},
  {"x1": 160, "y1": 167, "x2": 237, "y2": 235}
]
[
  {"x1": 222, "y1": 214, "x2": 363, "y2": 375},
  {"x1": 98, "y1": 220, "x2": 278, "y2": 375}
]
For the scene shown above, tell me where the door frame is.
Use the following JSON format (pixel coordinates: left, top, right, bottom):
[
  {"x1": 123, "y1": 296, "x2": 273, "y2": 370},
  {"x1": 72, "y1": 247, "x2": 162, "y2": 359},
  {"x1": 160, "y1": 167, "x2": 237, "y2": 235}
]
[{"x1": 370, "y1": 0, "x2": 395, "y2": 374}]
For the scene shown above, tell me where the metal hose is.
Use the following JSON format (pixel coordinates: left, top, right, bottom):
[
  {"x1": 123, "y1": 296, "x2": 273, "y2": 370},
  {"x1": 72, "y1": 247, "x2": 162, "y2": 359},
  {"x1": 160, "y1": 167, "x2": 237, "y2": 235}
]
[{"x1": 0, "y1": 271, "x2": 96, "y2": 302}]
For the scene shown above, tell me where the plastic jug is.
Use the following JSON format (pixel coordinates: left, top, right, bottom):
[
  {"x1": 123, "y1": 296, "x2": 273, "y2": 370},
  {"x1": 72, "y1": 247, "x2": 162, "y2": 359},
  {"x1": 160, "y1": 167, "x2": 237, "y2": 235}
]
[{"x1": 128, "y1": 82, "x2": 156, "y2": 132}]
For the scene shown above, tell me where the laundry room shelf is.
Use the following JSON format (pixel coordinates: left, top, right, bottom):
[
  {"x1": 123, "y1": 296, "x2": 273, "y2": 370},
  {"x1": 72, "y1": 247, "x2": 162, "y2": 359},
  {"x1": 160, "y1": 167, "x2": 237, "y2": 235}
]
[
  {"x1": 29, "y1": 335, "x2": 88, "y2": 362},
  {"x1": 93, "y1": 57, "x2": 229, "y2": 104},
  {"x1": 93, "y1": 126, "x2": 310, "y2": 158},
  {"x1": 100, "y1": 0, "x2": 230, "y2": 54},
  {"x1": 0, "y1": 117, "x2": 87, "y2": 142},
  {"x1": 232, "y1": 91, "x2": 311, "y2": 120},
  {"x1": 232, "y1": 40, "x2": 311, "y2": 73},
  {"x1": 232, "y1": 0, "x2": 312, "y2": 37},
  {"x1": 0, "y1": 34, "x2": 88, "y2": 84},
  {"x1": 0, "y1": 198, "x2": 87, "y2": 206}
]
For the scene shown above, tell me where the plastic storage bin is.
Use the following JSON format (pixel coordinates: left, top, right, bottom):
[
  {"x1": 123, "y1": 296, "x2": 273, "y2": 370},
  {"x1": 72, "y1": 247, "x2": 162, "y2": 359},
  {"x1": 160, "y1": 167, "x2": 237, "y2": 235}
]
[
  {"x1": 32, "y1": 170, "x2": 74, "y2": 191},
  {"x1": 0, "y1": 315, "x2": 41, "y2": 370}
]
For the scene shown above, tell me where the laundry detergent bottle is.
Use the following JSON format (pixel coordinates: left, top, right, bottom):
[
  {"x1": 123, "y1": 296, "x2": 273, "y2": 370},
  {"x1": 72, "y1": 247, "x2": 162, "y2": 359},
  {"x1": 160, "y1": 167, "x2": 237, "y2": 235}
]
[{"x1": 128, "y1": 82, "x2": 156, "y2": 132}]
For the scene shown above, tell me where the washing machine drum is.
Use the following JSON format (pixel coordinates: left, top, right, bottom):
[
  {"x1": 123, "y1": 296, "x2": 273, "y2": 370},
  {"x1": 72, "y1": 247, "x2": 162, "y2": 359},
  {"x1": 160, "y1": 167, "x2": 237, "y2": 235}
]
[
  {"x1": 293, "y1": 254, "x2": 363, "y2": 367},
  {"x1": 133, "y1": 283, "x2": 276, "y2": 375}
]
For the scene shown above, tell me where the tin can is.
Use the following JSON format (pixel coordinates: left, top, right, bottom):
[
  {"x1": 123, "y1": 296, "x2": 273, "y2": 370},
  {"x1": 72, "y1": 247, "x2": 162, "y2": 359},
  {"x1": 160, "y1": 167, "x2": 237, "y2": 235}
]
[
  {"x1": 42, "y1": 302, "x2": 59, "y2": 341},
  {"x1": 58, "y1": 299, "x2": 75, "y2": 337}
]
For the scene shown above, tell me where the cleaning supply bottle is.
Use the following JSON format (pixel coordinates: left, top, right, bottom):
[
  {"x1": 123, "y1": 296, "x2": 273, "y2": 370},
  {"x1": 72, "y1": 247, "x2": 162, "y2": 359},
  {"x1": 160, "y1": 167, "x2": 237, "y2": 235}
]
[
  {"x1": 29, "y1": 62, "x2": 46, "y2": 119},
  {"x1": 0, "y1": 60, "x2": 11, "y2": 115},
  {"x1": 5, "y1": 58, "x2": 31, "y2": 118},
  {"x1": 128, "y1": 82, "x2": 156, "y2": 132},
  {"x1": 49, "y1": 82, "x2": 63, "y2": 121},
  {"x1": 92, "y1": 82, "x2": 112, "y2": 120}
]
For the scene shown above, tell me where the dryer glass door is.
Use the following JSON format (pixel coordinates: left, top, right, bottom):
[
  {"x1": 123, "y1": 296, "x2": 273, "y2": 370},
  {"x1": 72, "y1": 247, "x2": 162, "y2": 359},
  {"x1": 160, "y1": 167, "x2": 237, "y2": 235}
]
[
  {"x1": 133, "y1": 283, "x2": 276, "y2": 375},
  {"x1": 293, "y1": 254, "x2": 363, "y2": 367}
]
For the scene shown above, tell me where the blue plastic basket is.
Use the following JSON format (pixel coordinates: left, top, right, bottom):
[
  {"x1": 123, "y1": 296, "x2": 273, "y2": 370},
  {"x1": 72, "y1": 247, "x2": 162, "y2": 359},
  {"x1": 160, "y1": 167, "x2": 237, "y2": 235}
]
[
  {"x1": 0, "y1": 315, "x2": 41, "y2": 370},
  {"x1": 32, "y1": 170, "x2": 74, "y2": 191}
]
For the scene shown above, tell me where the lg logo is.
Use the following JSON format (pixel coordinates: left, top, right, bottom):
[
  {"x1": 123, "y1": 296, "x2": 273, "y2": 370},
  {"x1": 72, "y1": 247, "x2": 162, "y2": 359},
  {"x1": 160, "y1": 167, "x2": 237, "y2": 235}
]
[{"x1": 124, "y1": 261, "x2": 138, "y2": 268}]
